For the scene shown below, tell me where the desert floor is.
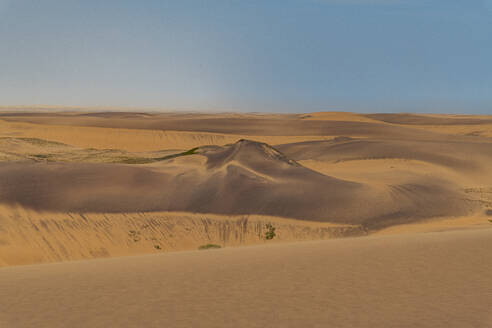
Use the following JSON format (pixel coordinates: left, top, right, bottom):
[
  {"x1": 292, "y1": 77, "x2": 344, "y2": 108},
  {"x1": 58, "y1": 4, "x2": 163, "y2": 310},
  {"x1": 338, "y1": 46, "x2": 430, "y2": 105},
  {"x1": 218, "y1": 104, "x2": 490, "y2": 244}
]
[{"x1": 0, "y1": 109, "x2": 491, "y2": 326}]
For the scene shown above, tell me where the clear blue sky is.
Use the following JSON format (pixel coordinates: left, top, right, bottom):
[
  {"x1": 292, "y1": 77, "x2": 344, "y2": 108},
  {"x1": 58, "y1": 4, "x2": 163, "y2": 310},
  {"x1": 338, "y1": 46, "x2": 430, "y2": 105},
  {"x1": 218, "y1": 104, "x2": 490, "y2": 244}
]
[{"x1": 1, "y1": 0, "x2": 491, "y2": 113}]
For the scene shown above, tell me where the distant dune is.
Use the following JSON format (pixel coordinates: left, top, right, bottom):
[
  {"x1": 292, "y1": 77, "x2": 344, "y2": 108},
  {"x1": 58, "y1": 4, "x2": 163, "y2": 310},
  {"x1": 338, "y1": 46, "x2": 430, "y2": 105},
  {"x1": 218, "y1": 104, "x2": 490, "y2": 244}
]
[{"x1": 0, "y1": 110, "x2": 461, "y2": 139}]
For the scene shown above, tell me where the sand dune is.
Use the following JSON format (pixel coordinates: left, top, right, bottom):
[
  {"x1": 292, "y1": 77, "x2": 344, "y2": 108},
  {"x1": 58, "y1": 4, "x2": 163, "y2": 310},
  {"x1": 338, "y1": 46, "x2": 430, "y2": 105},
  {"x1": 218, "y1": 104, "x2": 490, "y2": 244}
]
[
  {"x1": 276, "y1": 137, "x2": 492, "y2": 179},
  {"x1": 0, "y1": 111, "x2": 491, "y2": 267},
  {"x1": 363, "y1": 113, "x2": 492, "y2": 138},
  {"x1": 397, "y1": 123, "x2": 492, "y2": 138},
  {"x1": 1, "y1": 111, "x2": 492, "y2": 328},
  {"x1": 1, "y1": 227, "x2": 491, "y2": 328},
  {"x1": 0, "y1": 140, "x2": 476, "y2": 228},
  {"x1": 365, "y1": 113, "x2": 492, "y2": 125},
  {"x1": 299, "y1": 111, "x2": 384, "y2": 123}
]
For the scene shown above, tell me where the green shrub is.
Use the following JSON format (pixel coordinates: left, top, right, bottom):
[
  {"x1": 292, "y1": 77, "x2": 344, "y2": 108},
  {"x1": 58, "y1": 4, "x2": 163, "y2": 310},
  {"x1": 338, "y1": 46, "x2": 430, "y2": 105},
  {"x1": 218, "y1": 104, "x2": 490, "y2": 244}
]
[
  {"x1": 198, "y1": 243, "x2": 221, "y2": 250},
  {"x1": 264, "y1": 223, "x2": 276, "y2": 240}
]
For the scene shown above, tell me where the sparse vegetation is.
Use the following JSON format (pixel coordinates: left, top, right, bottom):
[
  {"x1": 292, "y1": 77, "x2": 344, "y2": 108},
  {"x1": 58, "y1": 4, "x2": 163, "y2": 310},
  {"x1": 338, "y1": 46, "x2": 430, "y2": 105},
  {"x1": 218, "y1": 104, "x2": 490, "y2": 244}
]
[
  {"x1": 264, "y1": 223, "x2": 276, "y2": 240},
  {"x1": 114, "y1": 147, "x2": 200, "y2": 164},
  {"x1": 154, "y1": 245, "x2": 161, "y2": 250},
  {"x1": 29, "y1": 154, "x2": 55, "y2": 162},
  {"x1": 198, "y1": 243, "x2": 221, "y2": 250},
  {"x1": 155, "y1": 147, "x2": 199, "y2": 161},
  {"x1": 117, "y1": 157, "x2": 155, "y2": 164},
  {"x1": 30, "y1": 154, "x2": 51, "y2": 159}
]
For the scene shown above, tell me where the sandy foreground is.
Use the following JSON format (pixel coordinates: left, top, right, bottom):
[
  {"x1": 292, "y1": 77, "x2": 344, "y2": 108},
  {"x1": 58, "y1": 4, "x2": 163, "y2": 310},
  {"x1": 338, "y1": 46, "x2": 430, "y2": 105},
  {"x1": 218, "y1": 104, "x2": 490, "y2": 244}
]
[{"x1": 1, "y1": 227, "x2": 491, "y2": 328}]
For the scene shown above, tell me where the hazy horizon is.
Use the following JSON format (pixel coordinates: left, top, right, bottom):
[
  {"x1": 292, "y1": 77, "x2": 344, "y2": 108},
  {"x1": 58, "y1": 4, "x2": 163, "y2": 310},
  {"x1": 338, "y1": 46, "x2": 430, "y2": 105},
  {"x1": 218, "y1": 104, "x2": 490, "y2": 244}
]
[
  {"x1": 1, "y1": 0, "x2": 491, "y2": 114},
  {"x1": 0, "y1": 104, "x2": 490, "y2": 116}
]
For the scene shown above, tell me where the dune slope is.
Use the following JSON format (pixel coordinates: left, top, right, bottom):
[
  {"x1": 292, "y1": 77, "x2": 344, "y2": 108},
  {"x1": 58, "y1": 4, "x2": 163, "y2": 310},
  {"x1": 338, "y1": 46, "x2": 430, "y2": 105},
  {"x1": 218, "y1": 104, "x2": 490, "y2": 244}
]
[{"x1": 0, "y1": 206, "x2": 363, "y2": 266}]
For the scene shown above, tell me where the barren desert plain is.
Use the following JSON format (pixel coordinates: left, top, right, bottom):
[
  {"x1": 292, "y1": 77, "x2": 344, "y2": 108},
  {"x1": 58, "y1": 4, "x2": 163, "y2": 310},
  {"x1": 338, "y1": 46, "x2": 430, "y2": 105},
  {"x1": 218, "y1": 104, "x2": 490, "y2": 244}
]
[{"x1": 1, "y1": 110, "x2": 492, "y2": 327}]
